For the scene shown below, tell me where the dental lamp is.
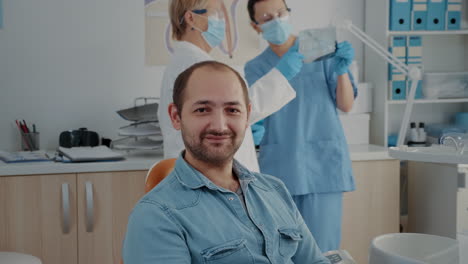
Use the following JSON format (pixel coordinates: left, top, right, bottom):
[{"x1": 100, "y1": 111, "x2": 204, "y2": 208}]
[{"x1": 339, "y1": 20, "x2": 423, "y2": 146}]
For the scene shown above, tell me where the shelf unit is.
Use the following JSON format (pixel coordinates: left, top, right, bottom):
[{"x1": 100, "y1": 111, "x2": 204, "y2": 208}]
[{"x1": 365, "y1": 0, "x2": 468, "y2": 147}]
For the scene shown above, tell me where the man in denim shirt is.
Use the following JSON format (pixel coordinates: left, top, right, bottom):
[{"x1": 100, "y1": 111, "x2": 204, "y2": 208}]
[{"x1": 122, "y1": 61, "x2": 330, "y2": 264}]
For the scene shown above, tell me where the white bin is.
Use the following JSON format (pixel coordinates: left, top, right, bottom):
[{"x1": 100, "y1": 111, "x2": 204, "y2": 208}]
[
  {"x1": 0, "y1": 252, "x2": 42, "y2": 264},
  {"x1": 369, "y1": 233, "x2": 459, "y2": 264}
]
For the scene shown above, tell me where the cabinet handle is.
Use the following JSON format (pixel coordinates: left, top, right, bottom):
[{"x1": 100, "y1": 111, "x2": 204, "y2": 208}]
[
  {"x1": 85, "y1": 181, "x2": 94, "y2": 232},
  {"x1": 61, "y1": 183, "x2": 70, "y2": 234}
]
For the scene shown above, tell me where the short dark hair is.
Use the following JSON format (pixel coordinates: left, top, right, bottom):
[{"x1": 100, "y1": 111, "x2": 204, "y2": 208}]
[
  {"x1": 172, "y1": 61, "x2": 250, "y2": 115},
  {"x1": 247, "y1": 0, "x2": 288, "y2": 23}
]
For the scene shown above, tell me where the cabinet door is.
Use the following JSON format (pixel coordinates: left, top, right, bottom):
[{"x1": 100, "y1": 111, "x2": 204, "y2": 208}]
[
  {"x1": 77, "y1": 171, "x2": 146, "y2": 264},
  {"x1": 341, "y1": 160, "x2": 400, "y2": 264},
  {"x1": 0, "y1": 174, "x2": 78, "y2": 264}
]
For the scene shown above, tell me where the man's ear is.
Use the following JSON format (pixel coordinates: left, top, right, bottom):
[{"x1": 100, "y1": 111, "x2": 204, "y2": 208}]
[
  {"x1": 245, "y1": 103, "x2": 252, "y2": 129},
  {"x1": 250, "y1": 21, "x2": 262, "y2": 34},
  {"x1": 168, "y1": 103, "x2": 181, "y2": 130}
]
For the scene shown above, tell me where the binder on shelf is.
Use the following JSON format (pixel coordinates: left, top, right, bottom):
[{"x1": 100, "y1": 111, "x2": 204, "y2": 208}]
[
  {"x1": 412, "y1": 0, "x2": 428, "y2": 30},
  {"x1": 390, "y1": 0, "x2": 412, "y2": 31},
  {"x1": 427, "y1": 0, "x2": 447, "y2": 30},
  {"x1": 407, "y1": 36, "x2": 424, "y2": 99},
  {"x1": 389, "y1": 36, "x2": 407, "y2": 100},
  {"x1": 390, "y1": 79, "x2": 407, "y2": 100},
  {"x1": 388, "y1": 36, "x2": 407, "y2": 79},
  {"x1": 446, "y1": 0, "x2": 462, "y2": 30}
]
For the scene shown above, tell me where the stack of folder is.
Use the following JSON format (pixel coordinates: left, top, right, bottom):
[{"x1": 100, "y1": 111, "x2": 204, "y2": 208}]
[
  {"x1": 389, "y1": 35, "x2": 424, "y2": 100},
  {"x1": 390, "y1": 0, "x2": 462, "y2": 31}
]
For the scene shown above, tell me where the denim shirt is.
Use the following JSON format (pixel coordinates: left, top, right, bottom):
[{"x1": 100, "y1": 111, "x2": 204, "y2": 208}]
[{"x1": 122, "y1": 156, "x2": 330, "y2": 264}]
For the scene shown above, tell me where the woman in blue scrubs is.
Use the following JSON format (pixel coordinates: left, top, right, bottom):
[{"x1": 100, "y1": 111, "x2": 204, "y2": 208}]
[{"x1": 245, "y1": 0, "x2": 357, "y2": 252}]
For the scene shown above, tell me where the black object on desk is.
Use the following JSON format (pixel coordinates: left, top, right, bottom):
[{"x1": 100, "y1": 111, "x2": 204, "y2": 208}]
[{"x1": 59, "y1": 128, "x2": 99, "y2": 148}]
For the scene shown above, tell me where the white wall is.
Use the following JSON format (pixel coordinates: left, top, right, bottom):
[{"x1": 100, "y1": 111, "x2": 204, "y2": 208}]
[
  {"x1": 0, "y1": 0, "x2": 148, "y2": 151},
  {"x1": 0, "y1": 0, "x2": 365, "y2": 151}
]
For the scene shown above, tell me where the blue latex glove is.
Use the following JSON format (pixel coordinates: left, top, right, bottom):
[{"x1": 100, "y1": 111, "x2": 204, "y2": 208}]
[
  {"x1": 251, "y1": 121, "x2": 265, "y2": 146},
  {"x1": 334, "y1": 41, "x2": 355, "y2": 75},
  {"x1": 275, "y1": 41, "x2": 305, "y2": 81}
]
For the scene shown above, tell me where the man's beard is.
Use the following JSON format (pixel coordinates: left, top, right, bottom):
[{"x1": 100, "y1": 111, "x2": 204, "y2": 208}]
[{"x1": 181, "y1": 128, "x2": 242, "y2": 166}]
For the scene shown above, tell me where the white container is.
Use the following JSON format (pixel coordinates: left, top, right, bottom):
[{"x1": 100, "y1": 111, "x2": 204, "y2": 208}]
[
  {"x1": 348, "y1": 82, "x2": 373, "y2": 114},
  {"x1": 422, "y1": 72, "x2": 468, "y2": 99},
  {"x1": 0, "y1": 252, "x2": 42, "y2": 264},
  {"x1": 369, "y1": 233, "x2": 459, "y2": 264},
  {"x1": 339, "y1": 113, "x2": 370, "y2": 144}
]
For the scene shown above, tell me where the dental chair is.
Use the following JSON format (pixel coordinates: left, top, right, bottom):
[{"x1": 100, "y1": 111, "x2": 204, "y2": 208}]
[
  {"x1": 144, "y1": 158, "x2": 177, "y2": 193},
  {"x1": 120, "y1": 158, "x2": 177, "y2": 264}
]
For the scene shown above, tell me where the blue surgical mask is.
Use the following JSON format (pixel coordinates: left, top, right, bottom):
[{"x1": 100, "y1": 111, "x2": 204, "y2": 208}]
[
  {"x1": 260, "y1": 16, "x2": 292, "y2": 45},
  {"x1": 194, "y1": 16, "x2": 226, "y2": 48}
]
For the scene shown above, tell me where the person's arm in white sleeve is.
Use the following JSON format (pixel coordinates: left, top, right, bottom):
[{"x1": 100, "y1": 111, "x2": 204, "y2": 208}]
[
  {"x1": 247, "y1": 68, "x2": 296, "y2": 124},
  {"x1": 245, "y1": 41, "x2": 304, "y2": 124}
]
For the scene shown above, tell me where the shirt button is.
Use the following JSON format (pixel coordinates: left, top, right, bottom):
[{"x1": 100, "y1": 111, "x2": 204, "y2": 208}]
[{"x1": 228, "y1": 197, "x2": 234, "y2": 201}]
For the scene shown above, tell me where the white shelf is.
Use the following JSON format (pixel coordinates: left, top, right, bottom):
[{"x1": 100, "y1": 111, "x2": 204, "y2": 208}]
[
  {"x1": 388, "y1": 30, "x2": 468, "y2": 36},
  {"x1": 387, "y1": 98, "x2": 468, "y2": 105},
  {"x1": 365, "y1": 0, "x2": 468, "y2": 147}
]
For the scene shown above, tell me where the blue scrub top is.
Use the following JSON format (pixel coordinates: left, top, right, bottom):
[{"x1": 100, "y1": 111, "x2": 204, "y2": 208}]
[{"x1": 244, "y1": 44, "x2": 357, "y2": 195}]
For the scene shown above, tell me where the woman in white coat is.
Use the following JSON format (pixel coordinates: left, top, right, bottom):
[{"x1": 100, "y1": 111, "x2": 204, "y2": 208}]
[{"x1": 159, "y1": 0, "x2": 304, "y2": 171}]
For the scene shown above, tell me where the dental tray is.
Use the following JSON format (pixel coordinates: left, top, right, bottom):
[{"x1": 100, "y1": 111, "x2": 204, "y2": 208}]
[
  {"x1": 117, "y1": 97, "x2": 159, "y2": 122},
  {"x1": 118, "y1": 122, "x2": 162, "y2": 137},
  {"x1": 112, "y1": 137, "x2": 163, "y2": 150}
]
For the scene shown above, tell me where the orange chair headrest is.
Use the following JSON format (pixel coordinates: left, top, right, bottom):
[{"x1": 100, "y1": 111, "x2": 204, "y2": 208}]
[{"x1": 145, "y1": 158, "x2": 177, "y2": 193}]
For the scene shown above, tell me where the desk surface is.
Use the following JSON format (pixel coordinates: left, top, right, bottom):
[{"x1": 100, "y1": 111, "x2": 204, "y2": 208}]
[{"x1": 0, "y1": 144, "x2": 393, "y2": 177}]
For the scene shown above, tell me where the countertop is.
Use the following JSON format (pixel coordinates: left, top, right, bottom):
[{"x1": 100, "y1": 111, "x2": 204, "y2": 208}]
[{"x1": 0, "y1": 144, "x2": 393, "y2": 176}]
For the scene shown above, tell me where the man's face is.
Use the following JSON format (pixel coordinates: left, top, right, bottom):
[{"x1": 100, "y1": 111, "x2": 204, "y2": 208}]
[{"x1": 169, "y1": 67, "x2": 251, "y2": 166}]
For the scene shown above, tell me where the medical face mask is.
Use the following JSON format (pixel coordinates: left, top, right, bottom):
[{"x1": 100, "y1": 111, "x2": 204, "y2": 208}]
[
  {"x1": 193, "y1": 15, "x2": 226, "y2": 48},
  {"x1": 260, "y1": 16, "x2": 292, "y2": 45}
]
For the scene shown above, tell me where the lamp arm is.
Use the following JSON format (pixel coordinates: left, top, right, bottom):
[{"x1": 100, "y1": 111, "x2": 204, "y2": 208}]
[
  {"x1": 340, "y1": 20, "x2": 422, "y2": 146},
  {"x1": 344, "y1": 21, "x2": 410, "y2": 75}
]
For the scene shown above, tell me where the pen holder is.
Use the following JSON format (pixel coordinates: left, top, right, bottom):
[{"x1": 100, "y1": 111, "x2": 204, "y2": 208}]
[{"x1": 21, "y1": 132, "x2": 40, "y2": 151}]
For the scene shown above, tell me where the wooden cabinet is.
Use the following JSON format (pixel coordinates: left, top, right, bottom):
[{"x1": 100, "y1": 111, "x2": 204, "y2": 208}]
[
  {"x1": 0, "y1": 171, "x2": 146, "y2": 264},
  {"x1": 1, "y1": 160, "x2": 399, "y2": 264},
  {"x1": 341, "y1": 160, "x2": 400, "y2": 264},
  {"x1": 77, "y1": 171, "x2": 147, "y2": 264},
  {"x1": 0, "y1": 174, "x2": 78, "y2": 264}
]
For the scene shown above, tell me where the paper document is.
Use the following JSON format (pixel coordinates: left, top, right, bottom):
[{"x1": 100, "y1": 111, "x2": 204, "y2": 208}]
[
  {"x1": 57, "y1": 146, "x2": 125, "y2": 162},
  {"x1": 0, "y1": 150, "x2": 50, "y2": 163}
]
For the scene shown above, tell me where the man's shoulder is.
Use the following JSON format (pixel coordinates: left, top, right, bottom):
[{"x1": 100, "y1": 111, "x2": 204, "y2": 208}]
[
  {"x1": 138, "y1": 172, "x2": 200, "y2": 210},
  {"x1": 250, "y1": 171, "x2": 287, "y2": 192}
]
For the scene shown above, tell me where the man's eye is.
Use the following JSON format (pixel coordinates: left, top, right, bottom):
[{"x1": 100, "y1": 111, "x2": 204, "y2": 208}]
[
  {"x1": 195, "y1": 108, "x2": 207, "y2": 113},
  {"x1": 227, "y1": 108, "x2": 241, "y2": 114}
]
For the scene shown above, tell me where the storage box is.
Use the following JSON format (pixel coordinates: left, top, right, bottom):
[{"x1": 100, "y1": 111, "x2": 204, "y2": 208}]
[
  {"x1": 339, "y1": 113, "x2": 370, "y2": 144},
  {"x1": 422, "y1": 72, "x2": 468, "y2": 99},
  {"x1": 348, "y1": 83, "x2": 373, "y2": 114}
]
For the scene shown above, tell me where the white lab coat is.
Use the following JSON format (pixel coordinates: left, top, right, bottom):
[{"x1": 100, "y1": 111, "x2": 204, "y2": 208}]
[{"x1": 158, "y1": 41, "x2": 295, "y2": 172}]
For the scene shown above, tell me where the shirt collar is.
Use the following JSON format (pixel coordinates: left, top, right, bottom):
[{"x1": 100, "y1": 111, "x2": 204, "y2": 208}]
[
  {"x1": 173, "y1": 41, "x2": 212, "y2": 58},
  {"x1": 173, "y1": 152, "x2": 256, "y2": 191}
]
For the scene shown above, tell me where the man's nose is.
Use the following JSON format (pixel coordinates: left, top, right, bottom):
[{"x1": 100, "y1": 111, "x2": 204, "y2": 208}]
[{"x1": 209, "y1": 110, "x2": 228, "y2": 131}]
